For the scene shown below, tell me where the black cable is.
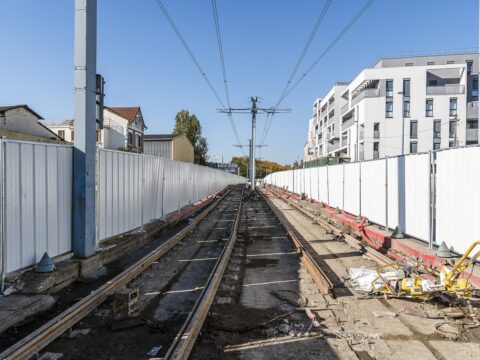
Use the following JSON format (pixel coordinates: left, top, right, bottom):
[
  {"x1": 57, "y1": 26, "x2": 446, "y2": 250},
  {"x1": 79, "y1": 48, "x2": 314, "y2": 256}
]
[
  {"x1": 276, "y1": 0, "x2": 333, "y2": 107},
  {"x1": 277, "y1": 0, "x2": 377, "y2": 106},
  {"x1": 153, "y1": 0, "x2": 225, "y2": 108},
  {"x1": 211, "y1": 0, "x2": 245, "y2": 154}
]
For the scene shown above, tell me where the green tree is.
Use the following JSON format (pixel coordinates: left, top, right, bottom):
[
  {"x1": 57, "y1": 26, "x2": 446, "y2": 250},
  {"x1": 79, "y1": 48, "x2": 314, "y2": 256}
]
[{"x1": 173, "y1": 110, "x2": 208, "y2": 164}]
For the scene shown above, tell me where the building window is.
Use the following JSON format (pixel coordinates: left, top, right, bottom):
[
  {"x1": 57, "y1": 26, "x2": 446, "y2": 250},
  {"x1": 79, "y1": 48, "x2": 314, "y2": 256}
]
[
  {"x1": 71, "y1": 131, "x2": 74, "y2": 141},
  {"x1": 127, "y1": 131, "x2": 133, "y2": 146},
  {"x1": 373, "y1": 142, "x2": 379, "y2": 159},
  {"x1": 472, "y1": 77, "x2": 479, "y2": 96},
  {"x1": 449, "y1": 98, "x2": 457, "y2": 116},
  {"x1": 96, "y1": 130, "x2": 101, "y2": 143},
  {"x1": 427, "y1": 61, "x2": 435, "y2": 65},
  {"x1": 136, "y1": 134, "x2": 142, "y2": 147},
  {"x1": 410, "y1": 142, "x2": 418, "y2": 154},
  {"x1": 426, "y1": 99, "x2": 433, "y2": 117},
  {"x1": 405, "y1": 63, "x2": 413, "y2": 67},
  {"x1": 467, "y1": 61, "x2": 473, "y2": 74},
  {"x1": 428, "y1": 79, "x2": 438, "y2": 86},
  {"x1": 403, "y1": 79, "x2": 410, "y2": 97},
  {"x1": 447, "y1": 60, "x2": 455, "y2": 64},
  {"x1": 385, "y1": 100, "x2": 393, "y2": 118},
  {"x1": 403, "y1": 100, "x2": 410, "y2": 117},
  {"x1": 373, "y1": 123, "x2": 380, "y2": 139},
  {"x1": 433, "y1": 142, "x2": 440, "y2": 150},
  {"x1": 385, "y1": 80, "x2": 393, "y2": 97},
  {"x1": 449, "y1": 120, "x2": 456, "y2": 138},
  {"x1": 467, "y1": 120, "x2": 478, "y2": 129},
  {"x1": 449, "y1": 140, "x2": 455, "y2": 148},
  {"x1": 410, "y1": 120, "x2": 418, "y2": 139},
  {"x1": 58, "y1": 130, "x2": 65, "y2": 139},
  {"x1": 434, "y1": 120, "x2": 441, "y2": 139}
]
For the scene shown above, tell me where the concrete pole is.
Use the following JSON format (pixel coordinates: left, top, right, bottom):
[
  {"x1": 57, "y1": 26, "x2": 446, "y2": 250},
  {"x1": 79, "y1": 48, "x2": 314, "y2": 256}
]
[
  {"x1": 250, "y1": 97, "x2": 258, "y2": 190},
  {"x1": 73, "y1": 0, "x2": 97, "y2": 258}
]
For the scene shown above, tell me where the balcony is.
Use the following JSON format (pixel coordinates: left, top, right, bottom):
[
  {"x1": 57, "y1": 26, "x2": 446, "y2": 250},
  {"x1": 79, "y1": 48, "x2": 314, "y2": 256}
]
[
  {"x1": 373, "y1": 129, "x2": 379, "y2": 139},
  {"x1": 341, "y1": 103, "x2": 350, "y2": 115},
  {"x1": 351, "y1": 88, "x2": 380, "y2": 107},
  {"x1": 359, "y1": 127, "x2": 364, "y2": 141},
  {"x1": 341, "y1": 136, "x2": 348, "y2": 148},
  {"x1": 327, "y1": 141, "x2": 340, "y2": 153},
  {"x1": 373, "y1": 150, "x2": 379, "y2": 160},
  {"x1": 426, "y1": 84, "x2": 465, "y2": 95},
  {"x1": 341, "y1": 118, "x2": 354, "y2": 131},
  {"x1": 466, "y1": 127, "x2": 479, "y2": 142},
  {"x1": 467, "y1": 101, "x2": 479, "y2": 119}
]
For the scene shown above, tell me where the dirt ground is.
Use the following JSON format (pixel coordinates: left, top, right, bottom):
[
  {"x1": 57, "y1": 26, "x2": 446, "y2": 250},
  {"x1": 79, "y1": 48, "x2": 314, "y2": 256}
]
[{"x1": 191, "y1": 193, "x2": 480, "y2": 360}]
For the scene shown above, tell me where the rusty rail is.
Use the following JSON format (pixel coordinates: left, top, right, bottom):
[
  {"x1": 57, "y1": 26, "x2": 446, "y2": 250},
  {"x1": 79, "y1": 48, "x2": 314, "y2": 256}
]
[
  {"x1": 259, "y1": 190, "x2": 334, "y2": 295},
  {"x1": 0, "y1": 186, "x2": 239, "y2": 360}
]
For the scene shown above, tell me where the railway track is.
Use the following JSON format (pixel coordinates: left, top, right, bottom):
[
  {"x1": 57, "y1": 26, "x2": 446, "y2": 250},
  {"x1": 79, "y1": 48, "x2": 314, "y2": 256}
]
[
  {"x1": 0, "y1": 186, "x2": 243, "y2": 360},
  {"x1": 263, "y1": 186, "x2": 393, "y2": 267}
]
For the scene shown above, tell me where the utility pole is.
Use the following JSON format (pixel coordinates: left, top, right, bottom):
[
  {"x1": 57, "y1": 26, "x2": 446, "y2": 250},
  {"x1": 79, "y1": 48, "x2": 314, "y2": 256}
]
[
  {"x1": 219, "y1": 97, "x2": 290, "y2": 191},
  {"x1": 73, "y1": 0, "x2": 97, "y2": 258}
]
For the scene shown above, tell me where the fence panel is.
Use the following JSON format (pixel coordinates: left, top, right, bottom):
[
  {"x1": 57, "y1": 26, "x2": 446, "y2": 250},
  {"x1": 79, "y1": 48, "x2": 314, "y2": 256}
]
[
  {"x1": 344, "y1": 162, "x2": 360, "y2": 215},
  {"x1": 97, "y1": 149, "x2": 245, "y2": 242},
  {"x1": 436, "y1": 147, "x2": 480, "y2": 254},
  {"x1": 3, "y1": 140, "x2": 72, "y2": 273},
  {"x1": 361, "y1": 159, "x2": 386, "y2": 226},
  {"x1": 328, "y1": 164, "x2": 343, "y2": 209},
  {"x1": 388, "y1": 154, "x2": 430, "y2": 241}
]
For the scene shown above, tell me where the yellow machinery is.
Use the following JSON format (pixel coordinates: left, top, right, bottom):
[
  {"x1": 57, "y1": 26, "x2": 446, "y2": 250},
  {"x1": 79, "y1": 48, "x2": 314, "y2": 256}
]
[
  {"x1": 370, "y1": 241, "x2": 480, "y2": 299},
  {"x1": 441, "y1": 240, "x2": 480, "y2": 298}
]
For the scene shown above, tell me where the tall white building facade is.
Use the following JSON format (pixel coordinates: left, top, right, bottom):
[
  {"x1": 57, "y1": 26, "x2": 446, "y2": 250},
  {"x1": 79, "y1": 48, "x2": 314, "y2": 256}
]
[{"x1": 304, "y1": 53, "x2": 479, "y2": 162}]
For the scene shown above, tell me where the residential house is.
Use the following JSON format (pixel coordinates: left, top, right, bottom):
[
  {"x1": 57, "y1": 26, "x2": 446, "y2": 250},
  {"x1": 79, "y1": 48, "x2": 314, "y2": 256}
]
[
  {"x1": 0, "y1": 105, "x2": 63, "y2": 142},
  {"x1": 47, "y1": 106, "x2": 147, "y2": 153}
]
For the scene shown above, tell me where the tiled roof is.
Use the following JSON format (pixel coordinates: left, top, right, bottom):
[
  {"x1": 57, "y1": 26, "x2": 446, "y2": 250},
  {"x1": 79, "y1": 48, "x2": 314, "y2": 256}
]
[{"x1": 105, "y1": 106, "x2": 140, "y2": 122}]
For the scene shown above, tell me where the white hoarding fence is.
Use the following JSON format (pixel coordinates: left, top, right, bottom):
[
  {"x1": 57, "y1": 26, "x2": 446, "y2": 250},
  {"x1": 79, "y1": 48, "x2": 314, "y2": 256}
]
[
  {"x1": 97, "y1": 149, "x2": 245, "y2": 241},
  {"x1": 264, "y1": 153, "x2": 432, "y2": 246},
  {"x1": 436, "y1": 146, "x2": 480, "y2": 255},
  {"x1": 1, "y1": 140, "x2": 73, "y2": 273}
]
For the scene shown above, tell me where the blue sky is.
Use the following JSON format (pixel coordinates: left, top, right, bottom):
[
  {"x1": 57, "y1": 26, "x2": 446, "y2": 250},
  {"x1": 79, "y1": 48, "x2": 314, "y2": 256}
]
[{"x1": 0, "y1": 0, "x2": 478, "y2": 164}]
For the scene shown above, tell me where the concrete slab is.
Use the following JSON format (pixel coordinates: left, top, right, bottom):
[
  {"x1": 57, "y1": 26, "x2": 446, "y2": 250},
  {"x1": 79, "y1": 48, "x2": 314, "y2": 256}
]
[
  {"x1": 385, "y1": 340, "x2": 436, "y2": 360},
  {"x1": 0, "y1": 294, "x2": 55, "y2": 334},
  {"x1": 430, "y1": 341, "x2": 480, "y2": 360}
]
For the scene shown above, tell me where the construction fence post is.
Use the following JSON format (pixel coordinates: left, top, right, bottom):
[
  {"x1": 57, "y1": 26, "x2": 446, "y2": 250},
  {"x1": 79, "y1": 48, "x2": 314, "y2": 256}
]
[
  {"x1": 385, "y1": 156, "x2": 389, "y2": 232},
  {"x1": 429, "y1": 150, "x2": 435, "y2": 249}
]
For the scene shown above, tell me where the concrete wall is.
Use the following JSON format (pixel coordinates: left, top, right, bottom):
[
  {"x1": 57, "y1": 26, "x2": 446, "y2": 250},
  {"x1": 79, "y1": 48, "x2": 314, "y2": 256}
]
[{"x1": 172, "y1": 135, "x2": 194, "y2": 163}]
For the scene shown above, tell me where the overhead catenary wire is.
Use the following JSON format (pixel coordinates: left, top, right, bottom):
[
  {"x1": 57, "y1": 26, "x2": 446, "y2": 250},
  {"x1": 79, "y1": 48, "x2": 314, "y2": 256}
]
[
  {"x1": 153, "y1": 0, "x2": 226, "y2": 108},
  {"x1": 277, "y1": 0, "x2": 377, "y2": 107},
  {"x1": 261, "y1": 0, "x2": 333, "y2": 147},
  {"x1": 275, "y1": 0, "x2": 333, "y2": 107},
  {"x1": 211, "y1": 0, "x2": 246, "y2": 155}
]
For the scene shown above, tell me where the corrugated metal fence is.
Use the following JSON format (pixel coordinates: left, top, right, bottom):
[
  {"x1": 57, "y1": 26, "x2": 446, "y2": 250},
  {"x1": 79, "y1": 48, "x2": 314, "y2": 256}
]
[
  {"x1": 1, "y1": 139, "x2": 73, "y2": 273},
  {"x1": 97, "y1": 149, "x2": 244, "y2": 241},
  {"x1": 264, "y1": 147, "x2": 480, "y2": 255},
  {"x1": 0, "y1": 140, "x2": 244, "y2": 274}
]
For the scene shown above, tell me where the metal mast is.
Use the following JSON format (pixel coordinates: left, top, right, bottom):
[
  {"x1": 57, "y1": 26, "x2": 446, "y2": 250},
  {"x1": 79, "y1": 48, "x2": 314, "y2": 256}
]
[{"x1": 219, "y1": 98, "x2": 290, "y2": 190}]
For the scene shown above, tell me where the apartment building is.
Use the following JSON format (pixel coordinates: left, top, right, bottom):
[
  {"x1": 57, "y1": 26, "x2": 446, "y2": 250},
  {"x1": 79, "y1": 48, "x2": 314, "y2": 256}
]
[
  {"x1": 304, "y1": 83, "x2": 349, "y2": 162},
  {"x1": 304, "y1": 53, "x2": 479, "y2": 162}
]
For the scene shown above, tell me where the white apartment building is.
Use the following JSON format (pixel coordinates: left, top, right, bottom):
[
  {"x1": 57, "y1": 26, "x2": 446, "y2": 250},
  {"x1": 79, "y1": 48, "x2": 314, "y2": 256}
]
[
  {"x1": 48, "y1": 106, "x2": 147, "y2": 153},
  {"x1": 304, "y1": 53, "x2": 479, "y2": 162}
]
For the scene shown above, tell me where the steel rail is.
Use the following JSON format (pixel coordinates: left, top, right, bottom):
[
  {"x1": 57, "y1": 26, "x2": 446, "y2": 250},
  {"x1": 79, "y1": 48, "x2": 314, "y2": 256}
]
[
  {"x1": 263, "y1": 187, "x2": 392, "y2": 266},
  {"x1": 259, "y1": 190, "x2": 333, "y2": 295},
  {"x1": 0, "y1": 186, "x2": 238, "y2": 360},
  {"x1": 163, "y1": 187, "x2": 244, "y2": 360}
]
